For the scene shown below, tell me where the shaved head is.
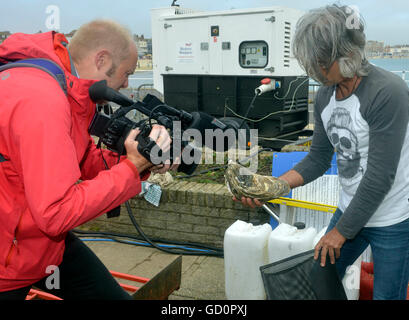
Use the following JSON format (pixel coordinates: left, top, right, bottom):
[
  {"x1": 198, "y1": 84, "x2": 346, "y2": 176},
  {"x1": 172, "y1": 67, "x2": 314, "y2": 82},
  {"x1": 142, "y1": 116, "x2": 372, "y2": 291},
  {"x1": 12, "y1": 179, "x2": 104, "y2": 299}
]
[{"x1": 68, "y1": 19, "x2": 135, "y2": 65}]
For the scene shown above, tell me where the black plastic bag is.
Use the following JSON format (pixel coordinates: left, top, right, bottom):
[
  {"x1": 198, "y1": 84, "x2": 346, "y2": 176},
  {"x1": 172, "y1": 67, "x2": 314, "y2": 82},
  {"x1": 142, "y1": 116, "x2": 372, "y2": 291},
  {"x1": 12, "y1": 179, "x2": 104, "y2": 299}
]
[{"x1": 260, "y1": 250, "x2": 347, "y2": 300}]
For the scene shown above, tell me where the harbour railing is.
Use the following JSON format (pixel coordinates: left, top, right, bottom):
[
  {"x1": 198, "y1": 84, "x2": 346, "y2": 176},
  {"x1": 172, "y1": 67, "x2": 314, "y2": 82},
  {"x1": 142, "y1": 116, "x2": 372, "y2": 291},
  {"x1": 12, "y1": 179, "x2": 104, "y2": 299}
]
[
  {"x1": 391, "y1": 70, "x2": 409, "y2": 84},
  {"x1": 308, "y1": 69, "x2": 409, "y2": 104}
]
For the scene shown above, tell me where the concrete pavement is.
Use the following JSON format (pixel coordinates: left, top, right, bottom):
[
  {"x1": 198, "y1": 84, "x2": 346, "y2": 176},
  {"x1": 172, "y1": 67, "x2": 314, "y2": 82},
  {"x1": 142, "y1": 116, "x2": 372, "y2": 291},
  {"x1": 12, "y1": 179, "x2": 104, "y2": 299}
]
[{"x1": 83, "y1": 240, "x2": 227, "y2": 300}]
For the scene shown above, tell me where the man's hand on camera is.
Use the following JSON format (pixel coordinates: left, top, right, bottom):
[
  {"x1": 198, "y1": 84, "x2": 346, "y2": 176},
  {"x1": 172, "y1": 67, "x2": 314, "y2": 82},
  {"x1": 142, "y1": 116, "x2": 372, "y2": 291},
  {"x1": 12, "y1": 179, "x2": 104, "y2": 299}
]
[
  {"x1": 148, "y1": 125, "x2": 182, "y2": 174},
  {"x1": 147, "y1": 125, "x2": 179, "y2": 174},
  {"x1": 125, "y1": 125, "x2": 173, "y2": 173},
  {"x1": 148, "y1": 124, "x2": 172, "y2": 155},
  {"x1": 124, "y1": 128, "x2": 152, "y2": 172}
]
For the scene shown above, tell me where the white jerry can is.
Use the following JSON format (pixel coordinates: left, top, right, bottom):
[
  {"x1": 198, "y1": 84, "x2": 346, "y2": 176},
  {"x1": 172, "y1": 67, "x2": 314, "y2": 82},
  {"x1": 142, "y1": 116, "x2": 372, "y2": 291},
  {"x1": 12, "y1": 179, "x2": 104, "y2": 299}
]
[
  {"x1": 268, "y1": 222, "x2": 317, "y2": 264},
  {"x1": 224, "y1": 220, "x2": 272, "y2": 300}
]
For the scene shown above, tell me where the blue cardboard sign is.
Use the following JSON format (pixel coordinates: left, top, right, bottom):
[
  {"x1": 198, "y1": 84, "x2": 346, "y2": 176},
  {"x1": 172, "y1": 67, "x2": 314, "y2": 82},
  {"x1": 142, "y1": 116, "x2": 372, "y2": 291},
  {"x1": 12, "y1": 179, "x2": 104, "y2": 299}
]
[{"x1": 268, "y1": 151, "x2": 337, "y2": 228}]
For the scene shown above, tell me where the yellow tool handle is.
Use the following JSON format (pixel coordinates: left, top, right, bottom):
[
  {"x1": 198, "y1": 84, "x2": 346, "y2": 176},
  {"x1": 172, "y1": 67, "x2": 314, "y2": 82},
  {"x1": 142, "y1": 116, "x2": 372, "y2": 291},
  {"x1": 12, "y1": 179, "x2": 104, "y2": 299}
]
[{"x1": 269, "y1": 197, "x2": 337, "y2": 213}]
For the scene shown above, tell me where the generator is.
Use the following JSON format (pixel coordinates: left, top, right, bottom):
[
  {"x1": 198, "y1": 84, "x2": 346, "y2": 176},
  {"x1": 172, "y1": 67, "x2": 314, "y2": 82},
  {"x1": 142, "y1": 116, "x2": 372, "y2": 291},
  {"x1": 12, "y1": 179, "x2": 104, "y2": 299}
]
[{"x1": 151, "y1": 5, "x2": 311, "y2": 149}]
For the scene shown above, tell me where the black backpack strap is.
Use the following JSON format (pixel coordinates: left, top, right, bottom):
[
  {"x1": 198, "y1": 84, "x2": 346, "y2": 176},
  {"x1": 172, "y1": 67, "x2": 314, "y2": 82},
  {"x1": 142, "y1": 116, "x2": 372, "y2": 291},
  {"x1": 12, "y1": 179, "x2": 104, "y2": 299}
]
[{"x1": 0, "y1": 58, "x2": 67, "y2": 95}]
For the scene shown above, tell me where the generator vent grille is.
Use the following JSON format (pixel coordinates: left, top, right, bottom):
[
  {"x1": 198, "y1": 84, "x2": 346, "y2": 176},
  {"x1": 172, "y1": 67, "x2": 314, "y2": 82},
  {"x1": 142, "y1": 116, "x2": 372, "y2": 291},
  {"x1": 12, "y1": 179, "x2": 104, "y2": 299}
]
[{"x1": 284, "y1": 21, "x2": 291, "y2": 68}]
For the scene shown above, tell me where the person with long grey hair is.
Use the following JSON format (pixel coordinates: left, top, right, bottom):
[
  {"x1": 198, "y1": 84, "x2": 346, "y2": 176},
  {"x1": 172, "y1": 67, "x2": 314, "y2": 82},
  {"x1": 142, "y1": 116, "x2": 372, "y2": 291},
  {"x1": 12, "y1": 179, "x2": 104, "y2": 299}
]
[
  {"x1": 293, "y1": 4, "x2": 370, "y2": 85},
  {"x1": 235, "y1": 4, "x2": 409, "y2": 300}
]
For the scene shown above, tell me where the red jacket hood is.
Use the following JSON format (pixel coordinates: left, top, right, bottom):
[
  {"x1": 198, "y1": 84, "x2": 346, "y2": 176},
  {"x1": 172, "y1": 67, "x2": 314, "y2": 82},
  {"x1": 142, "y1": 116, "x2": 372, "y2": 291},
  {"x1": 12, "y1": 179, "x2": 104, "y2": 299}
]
[
  {"x1": 0, "y1": 31, "x2": 97, "y2": 120},
  {"x1": 0, "y1": 31, "x2": 64, "y2": 67}
]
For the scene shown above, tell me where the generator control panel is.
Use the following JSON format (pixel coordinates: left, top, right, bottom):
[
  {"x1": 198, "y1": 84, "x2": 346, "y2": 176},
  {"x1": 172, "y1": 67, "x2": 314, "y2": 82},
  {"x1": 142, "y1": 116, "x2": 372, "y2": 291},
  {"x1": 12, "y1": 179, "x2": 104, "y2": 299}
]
[{"x1": 239, "y1": 41, "x2": 268, "y2": 68}]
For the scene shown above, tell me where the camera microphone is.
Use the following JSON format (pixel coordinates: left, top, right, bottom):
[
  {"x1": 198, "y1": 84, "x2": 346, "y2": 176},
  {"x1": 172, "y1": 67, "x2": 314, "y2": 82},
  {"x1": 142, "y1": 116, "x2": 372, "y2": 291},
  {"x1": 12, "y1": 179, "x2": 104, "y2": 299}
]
[{"x1": 89, "y1": 80, "x2": 134, "y2": 106}]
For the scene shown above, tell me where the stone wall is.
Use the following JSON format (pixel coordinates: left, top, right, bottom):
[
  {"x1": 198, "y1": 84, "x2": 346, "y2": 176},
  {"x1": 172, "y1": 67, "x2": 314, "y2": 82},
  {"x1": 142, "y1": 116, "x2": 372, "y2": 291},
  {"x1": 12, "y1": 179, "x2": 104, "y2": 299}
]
[{"x1": 80, "y1": 181, "x2": 270, "y2": 248}]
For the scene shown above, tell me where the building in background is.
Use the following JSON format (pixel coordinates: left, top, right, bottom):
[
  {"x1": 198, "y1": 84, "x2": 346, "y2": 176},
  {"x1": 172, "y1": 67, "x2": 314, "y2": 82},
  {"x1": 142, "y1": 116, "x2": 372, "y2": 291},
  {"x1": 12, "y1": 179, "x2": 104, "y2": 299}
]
[
  {"x1": 133, "y1": 34, "x2": 152, "y2": 70},
  {"x1": 64, "y1": 29, "x2": 76, "y2": 43},
  {"x1": 365, "y1": 40, "x2": 385, "y2": 58},
  {"x1": 389, "y1": 45, "x2": 409, "y2": 58},
  {"x1": 0, "y1": 31, "x2": 11, "y2": 44},
  {"x1": 365, "y1": 40, "x2": 409, "y2": 58}
]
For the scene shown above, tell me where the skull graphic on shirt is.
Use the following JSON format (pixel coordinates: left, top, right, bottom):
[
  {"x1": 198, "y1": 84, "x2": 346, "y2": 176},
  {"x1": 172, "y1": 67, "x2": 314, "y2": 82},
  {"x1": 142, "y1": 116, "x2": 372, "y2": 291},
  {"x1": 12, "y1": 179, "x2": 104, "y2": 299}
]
[{"x1": 326, "y1": 107, "x2": 364, "y2": 185}]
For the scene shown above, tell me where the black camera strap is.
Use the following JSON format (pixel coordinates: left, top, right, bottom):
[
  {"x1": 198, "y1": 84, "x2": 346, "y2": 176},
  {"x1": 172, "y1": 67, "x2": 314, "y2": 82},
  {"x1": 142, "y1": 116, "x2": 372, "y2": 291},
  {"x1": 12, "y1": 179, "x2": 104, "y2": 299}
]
[{"x1": 97, "y1": 144, "x2": 122, "y2": 218}]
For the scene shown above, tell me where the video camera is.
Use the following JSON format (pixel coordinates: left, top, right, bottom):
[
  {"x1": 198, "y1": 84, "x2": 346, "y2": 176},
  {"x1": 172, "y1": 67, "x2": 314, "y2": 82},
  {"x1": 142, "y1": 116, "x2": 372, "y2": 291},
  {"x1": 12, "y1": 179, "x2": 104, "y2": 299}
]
[{"x1": 88, "y1": 80, "x2": 237, "y2": 175}]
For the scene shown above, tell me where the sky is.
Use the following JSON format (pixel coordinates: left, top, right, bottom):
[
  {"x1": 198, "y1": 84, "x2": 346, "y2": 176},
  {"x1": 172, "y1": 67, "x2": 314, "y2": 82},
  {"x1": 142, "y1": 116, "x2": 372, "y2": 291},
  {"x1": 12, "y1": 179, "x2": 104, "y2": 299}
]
[{"x1": 1, "y1": 0, "x2": 409, "y2": 46}]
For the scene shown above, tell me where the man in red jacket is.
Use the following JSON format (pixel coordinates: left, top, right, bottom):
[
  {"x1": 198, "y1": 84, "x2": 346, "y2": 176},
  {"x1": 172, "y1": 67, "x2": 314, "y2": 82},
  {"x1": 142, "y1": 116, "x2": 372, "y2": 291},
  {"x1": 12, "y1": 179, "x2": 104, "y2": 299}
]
[{"x1": 0, "y1": 20, "x2": 173, "y2": 299}]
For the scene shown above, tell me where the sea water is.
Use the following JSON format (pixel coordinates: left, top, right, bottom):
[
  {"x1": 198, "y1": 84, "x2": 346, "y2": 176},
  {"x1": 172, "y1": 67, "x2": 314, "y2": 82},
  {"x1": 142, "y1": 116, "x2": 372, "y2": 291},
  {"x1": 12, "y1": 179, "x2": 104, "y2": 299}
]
[{"x1": 369, "y1": 58, "x2": 409, "y2": 85}]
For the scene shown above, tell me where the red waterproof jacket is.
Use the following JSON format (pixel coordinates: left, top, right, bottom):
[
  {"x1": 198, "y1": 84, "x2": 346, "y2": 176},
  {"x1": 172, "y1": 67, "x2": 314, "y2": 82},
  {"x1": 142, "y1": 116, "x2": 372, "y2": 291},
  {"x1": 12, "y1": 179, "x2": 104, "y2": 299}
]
[{"x1": 0, "y1": 32, "x2": 148, "y2": 292}]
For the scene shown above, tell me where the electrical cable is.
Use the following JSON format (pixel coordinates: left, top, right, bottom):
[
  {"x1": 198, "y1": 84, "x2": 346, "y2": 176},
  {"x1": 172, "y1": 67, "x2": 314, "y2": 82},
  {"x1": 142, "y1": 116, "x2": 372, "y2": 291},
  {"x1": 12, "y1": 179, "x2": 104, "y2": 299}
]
[
  {"x1": 273, "y1": 76, "x2": 306, "y2": 100},
  {"x1": 238, "y1": 92, "x2": 258, "y2": 129},
  {"x1": 223, "y1": 77, "x2": 309, "y2": 123},
  {"x1": 124, "y1": 200, "x2": 222, "y2": 257},
  {"x1": 75, "y1": 227, "x2": 223, "y2": 257},
  {"x1": 73, "y1": 229, "x2": 223, "y2": 252},
  {"x1": 75, "y1": 203, "x2": 224, "y2": 257},
  {"x1": 79, "y1": 237, "x2": 215, "y2": 253}
]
